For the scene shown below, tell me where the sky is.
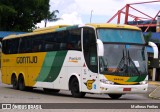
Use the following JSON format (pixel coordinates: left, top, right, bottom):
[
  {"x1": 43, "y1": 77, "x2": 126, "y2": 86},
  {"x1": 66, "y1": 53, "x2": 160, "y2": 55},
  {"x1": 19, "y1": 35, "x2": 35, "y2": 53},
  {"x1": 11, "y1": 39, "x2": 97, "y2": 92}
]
[{"x1": 37, "y1": 0, "x2": 160, "y2": 28}]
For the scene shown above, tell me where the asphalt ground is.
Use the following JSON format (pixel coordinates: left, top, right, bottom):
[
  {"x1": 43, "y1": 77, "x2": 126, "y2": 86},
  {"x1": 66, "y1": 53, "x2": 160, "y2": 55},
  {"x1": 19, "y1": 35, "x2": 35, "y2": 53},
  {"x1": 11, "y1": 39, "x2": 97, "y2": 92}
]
[
  {"x1": 0, "y1": 71, "x2": 160, "y2": 112},
  {"x1": 148, "y1": 81, "x2": 160, "y2": 99}
]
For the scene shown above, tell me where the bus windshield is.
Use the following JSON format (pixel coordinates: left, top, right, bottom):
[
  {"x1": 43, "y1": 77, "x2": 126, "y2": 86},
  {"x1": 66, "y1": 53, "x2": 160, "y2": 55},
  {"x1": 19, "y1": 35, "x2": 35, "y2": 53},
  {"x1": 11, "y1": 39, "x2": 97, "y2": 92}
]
[
  {"x1": 97, "y1": 29, "x2": 147, "y2": 76},
  {"x1": 97, "y1": 28, "x2": 145, "y2": 44}
]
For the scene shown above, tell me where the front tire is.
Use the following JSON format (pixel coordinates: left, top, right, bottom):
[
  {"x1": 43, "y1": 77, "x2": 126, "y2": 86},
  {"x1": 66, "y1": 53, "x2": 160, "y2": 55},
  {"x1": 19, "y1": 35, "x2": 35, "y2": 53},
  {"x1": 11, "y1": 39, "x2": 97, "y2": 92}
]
[
  {"x1": 108, "y1": 94, "x2": 122, "y2": 99},
  {"x1": 70, "y1": 77, "x2": 86, "y2": 98}
]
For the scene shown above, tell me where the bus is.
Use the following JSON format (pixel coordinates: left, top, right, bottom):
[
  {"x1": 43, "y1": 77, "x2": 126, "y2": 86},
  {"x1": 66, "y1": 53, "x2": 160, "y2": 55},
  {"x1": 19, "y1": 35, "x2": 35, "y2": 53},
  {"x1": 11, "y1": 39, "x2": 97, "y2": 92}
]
[{"x1": 1, "y1": 23, "x2": 148, "y2": 99}]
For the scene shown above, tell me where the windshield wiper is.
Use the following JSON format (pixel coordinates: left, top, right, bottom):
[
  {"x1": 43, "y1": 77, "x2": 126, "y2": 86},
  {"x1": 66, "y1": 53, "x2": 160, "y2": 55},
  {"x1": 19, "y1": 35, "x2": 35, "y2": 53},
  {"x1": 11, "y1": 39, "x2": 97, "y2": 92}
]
[{"x1": 115, "y1": 49, "x2": 141, "y2": 76}]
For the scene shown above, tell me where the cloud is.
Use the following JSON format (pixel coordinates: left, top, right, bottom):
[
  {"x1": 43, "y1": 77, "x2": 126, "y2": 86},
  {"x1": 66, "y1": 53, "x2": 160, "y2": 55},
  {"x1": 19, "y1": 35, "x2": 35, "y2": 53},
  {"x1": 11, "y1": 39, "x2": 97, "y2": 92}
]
[
  {"x1": 36, "y1": 11, "x2": 83, "y2": 28},
  {"x1": 48, "y1": 11, "x2": 83, "y2": 26},
  {"x1": 50, "y1": 0, "x2": 79, "y2": 14}
]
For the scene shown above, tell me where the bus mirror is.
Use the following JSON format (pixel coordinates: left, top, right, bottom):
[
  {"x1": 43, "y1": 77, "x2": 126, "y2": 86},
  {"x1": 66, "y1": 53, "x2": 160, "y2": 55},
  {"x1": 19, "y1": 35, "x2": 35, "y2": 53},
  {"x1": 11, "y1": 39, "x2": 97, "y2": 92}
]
[{"x1": 97, "y1": 39, "x2": 104, "y2": 56}]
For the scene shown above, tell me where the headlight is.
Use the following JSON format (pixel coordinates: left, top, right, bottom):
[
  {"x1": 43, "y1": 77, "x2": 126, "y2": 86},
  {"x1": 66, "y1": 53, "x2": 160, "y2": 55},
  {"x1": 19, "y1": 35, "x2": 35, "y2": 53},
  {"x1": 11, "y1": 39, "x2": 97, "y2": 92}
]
[
  {"x1": 100, "y1": 79, "x2": 114, "y2": 84},
  {"x1": 139, "y1": 81, "x2": 148, "y2": 85}
]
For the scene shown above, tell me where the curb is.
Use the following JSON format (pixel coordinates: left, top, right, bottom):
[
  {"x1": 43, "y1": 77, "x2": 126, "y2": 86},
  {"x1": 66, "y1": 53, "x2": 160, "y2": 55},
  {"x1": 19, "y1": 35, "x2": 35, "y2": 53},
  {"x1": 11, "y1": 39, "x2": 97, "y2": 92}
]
[
  {"x1": 148, "y1": 81, "x2": 160, "y2": 86},
  {"x1": 149, "y1": 86, "x2": 160, "y2": 99},
  {"x1": 148, "y1": 81, "x2": 160, "y2": 99}
]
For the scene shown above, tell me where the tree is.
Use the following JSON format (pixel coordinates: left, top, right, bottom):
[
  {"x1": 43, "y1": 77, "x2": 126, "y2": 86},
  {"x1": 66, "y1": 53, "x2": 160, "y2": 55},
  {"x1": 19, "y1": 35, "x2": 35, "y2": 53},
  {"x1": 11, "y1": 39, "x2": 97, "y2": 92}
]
[
  {"x1": 143, "y1": 32, "x2": 152, "y2": 43},
  {"x1": 0, "y1": 0, "x2": 50, "y2": 31},
  {"x1": 144, "y1": 32, "x2": 160, "y2": 44},
  {"x1": 44, "y1": 10, "x2": 60, "y2": 27}
]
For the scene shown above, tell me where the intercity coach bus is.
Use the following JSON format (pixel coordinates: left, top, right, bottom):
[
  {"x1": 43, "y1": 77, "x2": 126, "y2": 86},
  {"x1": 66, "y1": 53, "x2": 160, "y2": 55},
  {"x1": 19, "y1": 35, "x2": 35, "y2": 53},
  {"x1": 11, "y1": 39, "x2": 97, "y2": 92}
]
[{"x1": 1, "y1": 23, "x2": 148, "y2": 99}]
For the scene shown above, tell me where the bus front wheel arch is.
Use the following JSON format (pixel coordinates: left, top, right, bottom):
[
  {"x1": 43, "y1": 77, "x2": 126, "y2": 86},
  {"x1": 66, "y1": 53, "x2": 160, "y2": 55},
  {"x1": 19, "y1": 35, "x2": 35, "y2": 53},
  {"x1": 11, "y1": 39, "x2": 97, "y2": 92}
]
[
  {"x1": 11, "y1": 74, "x2": 18, "y2": 90},
  {"x1": 18, "y1": 74, "x2": 26, "y2": 91},
  {"x1": 69, "y1": 76, "x2": 86, "y2": 98}
]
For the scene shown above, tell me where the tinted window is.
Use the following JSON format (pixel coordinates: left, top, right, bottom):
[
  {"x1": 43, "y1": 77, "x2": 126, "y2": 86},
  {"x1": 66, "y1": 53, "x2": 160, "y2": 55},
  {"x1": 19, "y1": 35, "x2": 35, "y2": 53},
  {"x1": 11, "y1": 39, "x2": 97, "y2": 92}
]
[
  {"x1": 19, "y1": 37, "x2": 33, "y2": 53},
  {"x1": 3, "y1": 28, "x2": 82, "y2": 54},
  {"x1": 97, "y1": 29, "x2": 144, "y2": 44},
  {"x1": 67, "y1": 29, "x2": 81, "y2": 51},
  {"x1": 2, "y1": 38, "x2": 19, "y2": 54},
  {"x1": 83, "y1": 27, "x2": 98, "y2": 73}
]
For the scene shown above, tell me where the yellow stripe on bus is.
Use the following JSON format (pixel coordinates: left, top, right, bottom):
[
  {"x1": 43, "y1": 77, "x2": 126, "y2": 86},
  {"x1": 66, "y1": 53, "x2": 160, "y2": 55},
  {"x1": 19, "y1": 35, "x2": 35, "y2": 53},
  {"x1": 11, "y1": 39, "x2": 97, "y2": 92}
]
[{"x1": 104, "y1": 75, "x2": 138, "y2": 85}]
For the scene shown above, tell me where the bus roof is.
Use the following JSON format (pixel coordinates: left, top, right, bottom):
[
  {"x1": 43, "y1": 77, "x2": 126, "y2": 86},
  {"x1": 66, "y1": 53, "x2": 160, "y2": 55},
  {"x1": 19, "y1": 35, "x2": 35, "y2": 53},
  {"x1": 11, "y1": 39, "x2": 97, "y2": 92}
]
[
  {"x1": 3, "y1": 25, "x2": 70, "y2": 40},
  {"x1": 86, "y1": 23, "x2": 141, "y2": 30},
  {"x1": 3, "y1": 23, "x2": 141, "y2": 40}
]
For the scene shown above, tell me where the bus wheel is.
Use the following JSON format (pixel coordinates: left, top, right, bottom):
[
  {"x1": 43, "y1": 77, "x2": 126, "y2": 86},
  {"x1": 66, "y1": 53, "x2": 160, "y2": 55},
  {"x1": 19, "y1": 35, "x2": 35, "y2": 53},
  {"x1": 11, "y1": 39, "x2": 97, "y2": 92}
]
[
  {"x1": 26, "y1": 87, "x2": 33, "y2": 91},
  {"x1": 43, "y1": 88, "x2": 60, "y2": 93},
  {"x1": 70, "y1": 77, "x2": 86, "y2": 98},
  {"x1": 18, "y1": 75, "x2": 26, "y2": 91},
  {"x1": 11, "y1": 75, "x2": 18, "y2": 90},
  {"x1": 108, "y1": 94, "x2": 122, "y2": 99}
]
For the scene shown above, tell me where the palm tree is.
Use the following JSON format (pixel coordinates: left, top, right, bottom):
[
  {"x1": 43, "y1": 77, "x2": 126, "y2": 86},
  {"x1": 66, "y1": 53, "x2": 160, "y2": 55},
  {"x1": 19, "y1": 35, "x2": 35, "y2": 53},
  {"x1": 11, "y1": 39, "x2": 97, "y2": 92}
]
[
  {"x1": 144, "y1": 31, "x2": 152, "y2": 43},
  {"x1": 44, "y1": 10, "x2": 60, "y2": 27}
]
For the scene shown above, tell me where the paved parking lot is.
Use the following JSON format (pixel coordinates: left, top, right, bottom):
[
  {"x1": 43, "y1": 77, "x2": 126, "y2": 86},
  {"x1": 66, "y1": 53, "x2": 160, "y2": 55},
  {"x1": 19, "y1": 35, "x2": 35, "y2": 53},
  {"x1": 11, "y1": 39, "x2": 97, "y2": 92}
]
[{"x1": 0, "y1": 72, "x2": 159, "y2": 112}]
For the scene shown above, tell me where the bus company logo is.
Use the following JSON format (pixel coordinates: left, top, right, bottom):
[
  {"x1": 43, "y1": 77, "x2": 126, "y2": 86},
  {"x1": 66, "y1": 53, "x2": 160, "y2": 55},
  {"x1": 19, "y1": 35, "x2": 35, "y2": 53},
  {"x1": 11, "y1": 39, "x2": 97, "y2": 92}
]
[
  {"x1": 16, "y1": 56, "x2": 38, "y2": 64},
  {"x1": 84, "y1": 79, "x2": 95, "y2": 90},
  {"x1": 68, "y1": 57, "x2": 81, "y2": 63}
]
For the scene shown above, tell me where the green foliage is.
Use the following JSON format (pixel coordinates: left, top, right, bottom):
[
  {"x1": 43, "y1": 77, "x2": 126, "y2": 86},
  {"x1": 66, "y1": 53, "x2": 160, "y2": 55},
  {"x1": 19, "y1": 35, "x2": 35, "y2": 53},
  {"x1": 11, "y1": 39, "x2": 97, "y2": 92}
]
[
  {"x1": 44, "y1": 10, "x2": 60, "y2": 27},
  {"x1": 143, "y1": 32, "x2": 152, "y2": 43},
  {"x1": 144, "y1": 31, "x2": 160, "y2": 44},
  {"x1": 0, "y1": 0, "x2": 50, "y2": 31}
]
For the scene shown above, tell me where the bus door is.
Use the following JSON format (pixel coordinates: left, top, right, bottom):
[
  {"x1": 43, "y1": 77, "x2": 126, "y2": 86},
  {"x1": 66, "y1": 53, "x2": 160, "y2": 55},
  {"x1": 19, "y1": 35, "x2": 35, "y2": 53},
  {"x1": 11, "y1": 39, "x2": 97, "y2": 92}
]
[{"x1": 81, "y1": 27, "x2": 98, "y2": 93}]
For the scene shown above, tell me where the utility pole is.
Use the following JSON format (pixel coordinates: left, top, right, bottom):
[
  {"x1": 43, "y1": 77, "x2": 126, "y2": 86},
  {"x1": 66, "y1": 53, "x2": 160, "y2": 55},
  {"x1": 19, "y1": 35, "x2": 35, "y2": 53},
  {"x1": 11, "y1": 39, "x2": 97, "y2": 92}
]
[{"x1": 90, "y1": 10, "x2": 93, "y2": 23}]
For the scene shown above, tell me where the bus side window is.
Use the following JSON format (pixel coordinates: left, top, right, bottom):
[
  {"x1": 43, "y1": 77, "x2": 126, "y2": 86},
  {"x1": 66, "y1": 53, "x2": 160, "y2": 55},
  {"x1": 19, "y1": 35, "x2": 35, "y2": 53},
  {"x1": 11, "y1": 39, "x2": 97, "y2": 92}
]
[
  {"x1": 60, "y1": 43, "x2": 66, "y2": 50},
  {"x1": 67, "y1": 28, "x2": 81, "y2": 51},
  {"x1": 45, "y1": 44, "x2": 53, "y2": 51},
  {"x1": 2, "y1": 40, "x2": 7, "y2": 54},
  {"x1": 5, "y1": 38, "x2": 19, "y2": 54}
]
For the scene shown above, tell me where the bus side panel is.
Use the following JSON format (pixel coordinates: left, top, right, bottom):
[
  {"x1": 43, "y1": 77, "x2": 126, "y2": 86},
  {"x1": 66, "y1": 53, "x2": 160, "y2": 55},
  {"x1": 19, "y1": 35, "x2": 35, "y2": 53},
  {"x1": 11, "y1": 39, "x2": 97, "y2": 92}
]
[
  {"x1": 62, "y1": 51, "x2": 83, "y2": 90},
  {"x1": 25, "y1": 52, "x2": 46, "y2": 87},
  {"x1": 51, "y1": 51, "x2": 82, "y2": 90},
  {"x1": 53, "y1": 67, "x2": 68, "y2": 90},
  {"x1": 1, "y1": 53, "x2": 13, "y2": 85},
  {"x1": 34, "y1": 51, "x2": 69, "y2": 89},
  {"x1": 1, "y1": 67, "x2": 7, "y2": 84},
  {"x1": 1, "y1": 53, "x2": 7, "y2": 84},
  {"x1": 6, "y1": 55, "x2": 26, "y2": 85},
  {"x1": 27, "y1": 67, "x2": 43, "y2": 87}
]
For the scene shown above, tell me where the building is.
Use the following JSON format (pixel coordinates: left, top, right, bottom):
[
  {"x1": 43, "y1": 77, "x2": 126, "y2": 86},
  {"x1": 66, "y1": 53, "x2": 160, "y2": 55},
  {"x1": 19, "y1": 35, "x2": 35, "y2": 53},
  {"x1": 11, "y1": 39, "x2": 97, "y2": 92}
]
[{"x1": 0, "y1": 31, "x2": 26, "y2": 41}]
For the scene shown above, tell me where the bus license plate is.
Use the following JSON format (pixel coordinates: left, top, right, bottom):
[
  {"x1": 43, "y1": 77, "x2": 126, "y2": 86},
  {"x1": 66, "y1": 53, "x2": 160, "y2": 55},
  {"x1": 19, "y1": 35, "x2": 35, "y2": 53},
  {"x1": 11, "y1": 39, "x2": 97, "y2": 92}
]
[{"x1": 123, "y1": 88, "x2": 131, "y2": 91}]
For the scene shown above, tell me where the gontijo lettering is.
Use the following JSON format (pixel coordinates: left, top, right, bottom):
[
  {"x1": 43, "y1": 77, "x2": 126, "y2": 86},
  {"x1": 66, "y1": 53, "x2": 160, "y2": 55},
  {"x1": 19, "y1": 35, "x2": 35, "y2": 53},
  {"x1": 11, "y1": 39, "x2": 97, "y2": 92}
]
[{"x1": 16, "y1": 56, "x2": 38, "y2": 64}]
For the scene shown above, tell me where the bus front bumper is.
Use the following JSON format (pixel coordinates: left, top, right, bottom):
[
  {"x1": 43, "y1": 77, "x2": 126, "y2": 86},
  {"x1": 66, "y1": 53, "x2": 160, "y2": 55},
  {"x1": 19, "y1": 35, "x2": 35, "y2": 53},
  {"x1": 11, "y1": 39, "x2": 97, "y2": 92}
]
[{"x1": 99, "y1": 83, "x2": 148, "y2": 94}]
